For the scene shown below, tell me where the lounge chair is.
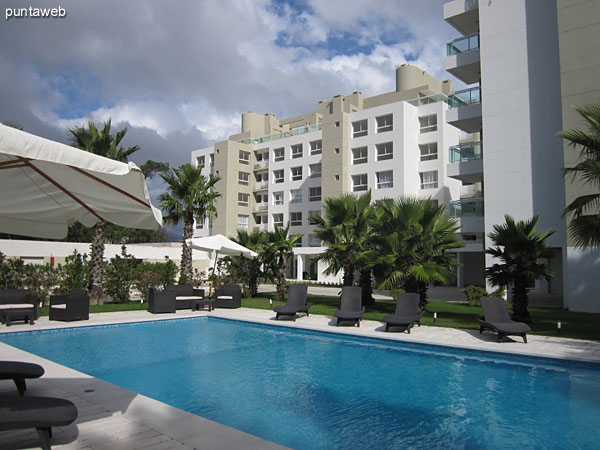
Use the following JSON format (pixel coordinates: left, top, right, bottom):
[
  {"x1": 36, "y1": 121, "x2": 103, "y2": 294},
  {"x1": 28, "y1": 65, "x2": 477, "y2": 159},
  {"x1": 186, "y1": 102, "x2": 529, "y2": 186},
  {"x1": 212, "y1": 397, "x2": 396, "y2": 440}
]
[
  {"x1": 0, "y1": 395, "x2": 78, "y2": 450},
  {"x1": 478, "y1": 296, "x2": 531, "y2": 343},
  {"x1": 382, "y1": 293, "x2": 423, "y2": 333},
  {"x1": 274, "y1": 284, "x2": 311, "y2": 321},
  {"x1": 49, "y1": 290, "x2": 89, "y2": 322},
  {"x1": 0, "y1": 361, "x2": 45, "y2": 395},
  {"x1": 334, "y1": 286, "x2": 365, "y2": 327},
  {"x1": 148, "y1": 288, "x2": 176, "y2": 314},
  {"x1": 214, "y1": 285, "x2": 242, "y2": 308}
]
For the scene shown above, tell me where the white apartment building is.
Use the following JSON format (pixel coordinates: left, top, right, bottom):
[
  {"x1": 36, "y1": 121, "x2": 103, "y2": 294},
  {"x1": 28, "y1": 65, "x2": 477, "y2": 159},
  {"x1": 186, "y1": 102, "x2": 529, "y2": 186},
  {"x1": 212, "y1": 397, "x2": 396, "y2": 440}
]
[
  {"x1": 444, "y1": 0, "x2": 600, "y2": 312},
  {"x1": 191, "y1": 65, "x2": 469, "y2": 283}
]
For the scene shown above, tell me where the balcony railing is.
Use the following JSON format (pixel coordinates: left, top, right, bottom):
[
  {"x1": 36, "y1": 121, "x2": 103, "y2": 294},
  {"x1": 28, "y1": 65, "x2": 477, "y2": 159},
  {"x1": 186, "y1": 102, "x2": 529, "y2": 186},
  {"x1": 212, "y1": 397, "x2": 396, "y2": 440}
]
[
  {"x1": 449, "y1": 141, "x2": 482, "y2": 162},
  {"x1": 448, "y1": 86, "x2": 481, "y2": 108},
  {"x1": 254, "y1": 203, "x2": 269, "y2": 212},
  {"x1": 447, "y1": 34, "x2": 479, "y2": 56},
  {"x1": 254, "y1": 160, "x2": 269, "y2": 170},
  {"x1": 406, "y1": 93, "x2": 448, "y2": 107},
  {"x1": 254, "y1": 181, "x2": 268, "y2": 191},
  {"x1": 450, "y1": 198, "x2": 484, "y2": 217},
  {"x1": 238, "y1": 123, "x2": 322, "y2": 145}
]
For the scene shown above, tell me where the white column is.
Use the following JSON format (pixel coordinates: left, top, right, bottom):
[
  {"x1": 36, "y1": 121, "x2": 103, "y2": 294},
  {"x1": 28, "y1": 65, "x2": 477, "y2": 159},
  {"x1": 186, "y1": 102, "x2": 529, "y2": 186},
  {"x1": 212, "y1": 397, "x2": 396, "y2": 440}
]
[
  {"x1": 296, "y1": 254, "x2": 304, "y2": 281},
  {"x1": 456, "y1": 252, "x2": 463, "y2": 287}
]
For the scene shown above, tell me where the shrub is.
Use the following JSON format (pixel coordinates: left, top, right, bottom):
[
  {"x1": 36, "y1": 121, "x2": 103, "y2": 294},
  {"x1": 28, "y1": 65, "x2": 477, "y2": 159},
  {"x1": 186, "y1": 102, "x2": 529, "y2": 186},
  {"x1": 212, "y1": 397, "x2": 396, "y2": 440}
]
[
  {"x1": 57, "y1": 250, "x2": 90, "y2": 293},
  {"x1": 104, "y1": 245, "x2": 137, "y2": 303},
  {"x1": 461, "y1": 285, "x2": 488, "y2": 306},
  {"x1": 133, "y1": 258, "x2": 179, "y2": 302},
  {"x1": 0, "y1": 253, "x2": 27, "y2": 288}
]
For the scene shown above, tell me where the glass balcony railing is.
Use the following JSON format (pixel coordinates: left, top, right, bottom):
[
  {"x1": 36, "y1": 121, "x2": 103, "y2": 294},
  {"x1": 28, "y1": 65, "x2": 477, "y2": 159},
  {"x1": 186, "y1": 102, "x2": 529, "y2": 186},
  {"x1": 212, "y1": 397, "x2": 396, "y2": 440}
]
[
  {"x1": 449, "y1": 141, "x2": 482, "y2": 163},
  {"x1": 447, "y1": 34, "x2": 479, "y2": 56},
  {"x1": 238, "y1": 124, "x2": 322, "y2": 145},
  {"x1": 406, "y1": 93, "x2": 448, "y2": 107},
  {"x1": 450, "y1": 198, "x2": 484, "y2": 217},
  {"x1": 448, "y1": 86, "x2": 481, "y2": 108}
]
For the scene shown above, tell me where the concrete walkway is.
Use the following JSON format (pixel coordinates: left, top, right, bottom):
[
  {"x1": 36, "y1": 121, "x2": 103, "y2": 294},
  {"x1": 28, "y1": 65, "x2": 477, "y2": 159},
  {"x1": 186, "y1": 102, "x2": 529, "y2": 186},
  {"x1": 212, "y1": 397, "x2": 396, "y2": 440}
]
[{"x1": 1, "y1": 308, "x2": 599, "y2": 449}]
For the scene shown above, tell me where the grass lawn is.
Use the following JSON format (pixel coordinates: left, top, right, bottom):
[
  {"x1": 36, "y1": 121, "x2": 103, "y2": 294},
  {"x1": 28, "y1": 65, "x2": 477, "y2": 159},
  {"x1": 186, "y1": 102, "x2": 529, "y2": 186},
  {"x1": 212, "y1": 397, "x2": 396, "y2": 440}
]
[{"x1": 37, "y1": 293, "x2": 600, "y2": 341}]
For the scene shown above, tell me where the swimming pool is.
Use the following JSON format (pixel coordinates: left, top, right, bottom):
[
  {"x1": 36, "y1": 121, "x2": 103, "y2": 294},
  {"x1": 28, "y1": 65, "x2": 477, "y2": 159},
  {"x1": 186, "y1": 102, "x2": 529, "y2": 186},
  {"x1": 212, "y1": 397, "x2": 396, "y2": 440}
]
[{"x1": 1, "y1": 317, "x2": 599, "y2": 449}]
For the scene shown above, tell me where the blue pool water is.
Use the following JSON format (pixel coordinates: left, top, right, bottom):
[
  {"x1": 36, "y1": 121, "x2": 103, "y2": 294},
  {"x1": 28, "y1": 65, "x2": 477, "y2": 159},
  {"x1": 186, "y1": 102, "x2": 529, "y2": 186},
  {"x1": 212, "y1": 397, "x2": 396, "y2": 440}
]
[{"x1": 1, "y1": 317, "x2": 600, "y2": 449}]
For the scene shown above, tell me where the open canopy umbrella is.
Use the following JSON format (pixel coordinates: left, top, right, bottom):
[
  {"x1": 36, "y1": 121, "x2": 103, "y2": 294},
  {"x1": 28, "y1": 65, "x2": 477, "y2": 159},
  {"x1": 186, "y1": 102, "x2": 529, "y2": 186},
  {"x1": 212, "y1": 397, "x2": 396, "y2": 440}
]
[{"x1": 0, "y1": 124, "x2": 163, "y2": 239}]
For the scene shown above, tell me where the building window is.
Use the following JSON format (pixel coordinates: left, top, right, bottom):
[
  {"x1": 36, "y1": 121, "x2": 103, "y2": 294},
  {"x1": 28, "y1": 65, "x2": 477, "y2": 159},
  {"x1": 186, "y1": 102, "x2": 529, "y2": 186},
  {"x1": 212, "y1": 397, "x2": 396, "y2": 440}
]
[
  {"x1": 419, "y1": 114, "x2": 437, "y2": 133},
  {"x1": 290, "y1": 212, "x2": 302, "y2": 227},
  {"x1": 309, "y1": 186, "x2": 322, "y2": 202},
  {"x1": 255, "y1": 193, "x2": 268, "y2": 204},
  {"x1": 291, "y1": 144, "x2": 303, "y2": 159},
  {"x1": 238, "y1": 171, "x2": 249, "y2": 185},
  {"x1": 290, "y1": 189, "x2": 302, "y2": 204},
  {"x1": 308, "y1": 211, "x2": 320, "y2": 225},
  {"x1": 255, "y1": 149, "x2": 268, "y2": 161},
  {"x1": 273, "y1": 191, "x2": 284, "y2": 205},
  {"x1": 376, "y1": 142, "x2": 393, "y2": 161},
  {"x1": 420, "y1": 170, "x2": 439, "y2": 189},
  {"x1": 420, "y1": 142, "x2": 438, "y2": 161},
  {"x1": 291, "y1": 166, "x2": 303, "y2": 181},
  {"x1": 352, "y1": 147, "x2": 368, "y2": 165},
  {"x1": 255, "y1": 214, "x2": 268, "y2": 225},
  {"x1": 376, "y1": 171, "x2": 393, "y2": 189},
  {"x1": 310, "y1": 163, "x2": 322, "y2": 178},
  {"x1": 273, "y1": 213, "x2": 284, "y2": 228},
  {"x1": 309, "y1": 234, "x2": 321, "y2": 247},
  {"x1": 274, "y1": 147, "x2": 284, "y2": 162},
  {"x1": 196, "y1": 155, "x2": 205, "y2": 168},
  {"x1": 239, "y1": 150, "x2": 250, "y2": 164},
  {"x1": 376, "y1": 114, "x2": 393, "y2": 133},
  {"x1": 256, "y1": 171, "x2": 268, "y2": 183},
  {"x1": 238, "y1": 193, "x2": 249, "y2": 206},
  {"x1": 237, "y1": 214, "x2": 249, "y2": 229},
  {"x1": 274, "y1": 169, "x2": 284, "y2": 184},
  {"x1": 310, "y1": 140, "x2": 322, "y2": 155},
  {"x1": 209, "y1": 154, "x2": 214, "y2": 167},
  {"x1": 195, "y1": 218, "x2": 204, "y2": 229},
  {"x1": 352, "y1": 119, "x2": 368, "y2": 138},
  {"x1": 352, "y1": 174, "x2": 368, "y2": 192}
]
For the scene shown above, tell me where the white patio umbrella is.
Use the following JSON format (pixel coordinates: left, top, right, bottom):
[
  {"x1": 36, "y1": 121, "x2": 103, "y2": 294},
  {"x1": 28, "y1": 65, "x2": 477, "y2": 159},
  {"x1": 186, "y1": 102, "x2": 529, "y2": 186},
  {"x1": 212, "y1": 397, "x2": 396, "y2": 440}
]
[
  {"x1": 185, "y1": 234, "x2": 258, "y2": 296},
  {"x1": 0, "y1": 124, "x2": 163, "y2": 238}
]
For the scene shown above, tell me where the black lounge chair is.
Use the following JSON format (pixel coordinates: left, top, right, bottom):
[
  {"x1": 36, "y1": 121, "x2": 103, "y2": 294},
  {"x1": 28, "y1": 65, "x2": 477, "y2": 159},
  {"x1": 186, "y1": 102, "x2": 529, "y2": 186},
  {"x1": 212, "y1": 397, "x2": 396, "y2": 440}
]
[
  {"x1": 382, "y1": 293, "x2": 423, "y2": 333},
  {"x1": 274, "y1": 284, "x2": 311, "y2": 321},
  {"x1": 49, "y1": 290, "x2": 89, "y2": 322},
  {"x1": 0, "y1": 361, "x2": 45, "y2": 395},
  {"x1": 0, "y1": 395, "x2": 78, "y2": 450},
  {"x1": 148, "y1": 288, "x2": 176, "y2": 314},
  {"x1": 214, "y1": 284, "x2": 242, "y2": 308},
  {"x1": 334, "y1": 286, "x2": 365, "y2": 327},
  {"x1": 478, "y1": 296, "x2": 531, "y2": 343}
]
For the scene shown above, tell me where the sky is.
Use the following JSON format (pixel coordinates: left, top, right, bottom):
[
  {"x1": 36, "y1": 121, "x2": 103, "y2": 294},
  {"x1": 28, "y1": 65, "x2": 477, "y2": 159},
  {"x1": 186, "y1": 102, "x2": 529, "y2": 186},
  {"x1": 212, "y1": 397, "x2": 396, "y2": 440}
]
[{"x1": 0, "y1": 0, "x2": 460, "y2": 234}]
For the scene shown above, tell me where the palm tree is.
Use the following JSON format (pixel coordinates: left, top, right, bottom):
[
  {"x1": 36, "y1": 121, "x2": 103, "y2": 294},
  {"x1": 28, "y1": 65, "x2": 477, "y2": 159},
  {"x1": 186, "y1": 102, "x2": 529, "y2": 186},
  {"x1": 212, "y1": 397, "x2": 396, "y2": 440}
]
[
  {"x1": 311, "y1": 192, "x2": 374, "y2": 299},
  {"x1": 558, "y1": 103, "x2": 600, "y2": 246},
  {"x1": 159, "y1": 163, "x2": 221, "y2": 284},
  {"x1": 486, "y1": 215, "x2": 555, "y2": 323},
  {"x1": 262, "y1": 225, "x2": 302, "y2": 302},
  {"x1": 369, "y1": 197, "x2": 463, "y2": 309},
  {"x1": 232, "y1": 229, "x2": 266, "y2": 297},
  {"x1": 68, "y1": 119, "x2": 139, "y2": 304}
]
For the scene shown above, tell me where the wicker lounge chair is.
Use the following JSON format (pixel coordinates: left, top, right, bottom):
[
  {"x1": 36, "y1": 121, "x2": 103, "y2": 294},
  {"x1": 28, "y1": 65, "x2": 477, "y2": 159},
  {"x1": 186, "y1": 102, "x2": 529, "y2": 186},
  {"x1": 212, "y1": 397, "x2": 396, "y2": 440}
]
[
  {"x1": 334, "y1": 286, "x2": 365, "y2": 327},
  {"x1": 478, "y1": 296, "x2": 531, "y2": 343},
  {"x1": 148, "y1": 288, "x2": 176, "y2": 314},
  {"x1": 49, "y1": 290, "x2": 89, "y2": 322},
  {"x1": 274, "y1": 284, "x2": 311, "y2": 320},
  {"x1": 214, "y1": 285, "x2": 242, "y2": 308},
  {"x1": 0, "y1": 395, "x2": 78, "y2": 450},
  {"x1": 0, "y1": 361, "x2": 45, "y2": 396},
  {"x1": 382, "y1": 293, "x2": 423, "y2": 333}
]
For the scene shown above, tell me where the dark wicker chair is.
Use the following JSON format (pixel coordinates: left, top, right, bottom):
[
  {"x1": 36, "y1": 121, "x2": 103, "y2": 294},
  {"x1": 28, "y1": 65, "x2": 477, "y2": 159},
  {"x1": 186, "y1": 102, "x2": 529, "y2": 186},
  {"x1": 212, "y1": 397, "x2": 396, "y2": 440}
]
[
  {"x1": 274, "y1": 284, "x2": 311, "y2": 320},
  {"x1": 478, "y1": 296, "x2": 531, "y2": 343},
  {"x1": 0, "y1": 288, "x2": 38, "y2": 324},
  {"x1": 148, "y1": 288, "x2": 176, "y2": 314},
  {"x1": 382, "y1": 293, "x2": 423, "y2": 333},
  {"x1": 0, "y1": 395, "x2": 78, "y2": 449},
  {"x1": 49, "y1": 290, "x2": 89, "y2": 322},
  {"x1": 164, "y1": 285, "x2": 205, "y2": 310},
  {"x1": 213, "y1": 285, "x2": 242, "y2": 309},
  {"x1": 334, "y1": 286, "x2": 364, "y2": 327}
]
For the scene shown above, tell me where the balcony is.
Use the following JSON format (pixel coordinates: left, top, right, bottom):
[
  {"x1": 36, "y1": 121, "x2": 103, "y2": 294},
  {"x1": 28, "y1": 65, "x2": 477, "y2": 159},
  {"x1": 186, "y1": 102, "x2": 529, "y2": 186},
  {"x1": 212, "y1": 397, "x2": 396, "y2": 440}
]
[
  {"x1": 446, "y1": 34, "x2": 480, "y2": 85},
  {"x1": 444, "y1": 0, "x2": 479, "y2": 35},
  {"x1": 447, "y1": 142, "x2": 483, "y2": 183},
  {"x1": 254, "y1": 181, "x2": 268, "y2": 191},
  {"x1": 450, "y1": 197, "x2": 484, "y2": 233},
  {"x1": 254, "y1": 203, "x2": 269, "y2": 212},
  {"x1": 253, "y1": 223, "x2": 268, "y2": 232},
  {"x1": 254, "y1": 160, "x2": 269, "y2": 170},
  {"x1": 446, "y1": 87, "x2": 482, "y2": 133},
  {"x1": 238, "y1": 123, "x2": 322, "y2": 145}
]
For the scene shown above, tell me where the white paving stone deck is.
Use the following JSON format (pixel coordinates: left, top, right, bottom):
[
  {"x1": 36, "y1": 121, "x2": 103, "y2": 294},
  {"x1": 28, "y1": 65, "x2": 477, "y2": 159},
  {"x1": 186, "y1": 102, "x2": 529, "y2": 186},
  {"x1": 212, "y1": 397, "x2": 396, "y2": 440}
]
[{"x1": 1, "y1": 307, "x2": 599, "y2": 449}]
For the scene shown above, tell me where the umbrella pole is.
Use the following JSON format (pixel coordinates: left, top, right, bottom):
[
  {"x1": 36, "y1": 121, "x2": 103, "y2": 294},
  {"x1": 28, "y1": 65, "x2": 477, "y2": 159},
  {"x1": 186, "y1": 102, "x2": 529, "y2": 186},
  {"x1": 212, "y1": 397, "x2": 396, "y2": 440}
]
[{"x1": 209, "y1": 250, "x2": 219, "y2": 298}]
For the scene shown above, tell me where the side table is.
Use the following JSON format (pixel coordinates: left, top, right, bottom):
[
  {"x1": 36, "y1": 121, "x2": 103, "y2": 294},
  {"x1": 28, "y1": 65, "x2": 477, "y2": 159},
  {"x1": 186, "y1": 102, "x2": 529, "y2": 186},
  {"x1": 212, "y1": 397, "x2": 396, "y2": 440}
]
[
  {"x1": 4, "y1": 308, "x2": 36, "y2": 326},
  {"x1": 192, "y1": 299, "x2": 214, "y2": 312}
]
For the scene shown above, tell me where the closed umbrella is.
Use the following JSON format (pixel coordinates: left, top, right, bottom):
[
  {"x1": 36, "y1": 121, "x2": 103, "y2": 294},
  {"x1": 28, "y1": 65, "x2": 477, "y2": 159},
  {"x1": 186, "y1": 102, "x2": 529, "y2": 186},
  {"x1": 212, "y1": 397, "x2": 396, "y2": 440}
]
[
  {"x1": 186, "y1": 234, "x2": 257, "y2": 296},
  {"x1": 0, "y1": 124, "x2": 162, "y2": 238}
]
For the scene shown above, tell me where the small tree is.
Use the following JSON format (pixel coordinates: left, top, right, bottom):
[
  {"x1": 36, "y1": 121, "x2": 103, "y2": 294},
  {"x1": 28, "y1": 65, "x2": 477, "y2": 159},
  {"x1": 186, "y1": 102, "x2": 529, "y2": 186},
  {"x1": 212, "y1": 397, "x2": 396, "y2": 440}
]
[
  {"x1": 104, "y1": 245, "x2": 137, "y2": 303},
  {"x1": 231, "y1": 229, "x2": 265, "y2": 297},
  {"x1": 486, "y1": 215, "x2": 555, "y2": 323},
  {"x1": 262, "y1": 225, "x2": 302, "y2": 302},
  {"x1": 57, "y1": 250, "x2": 90, "y2": 293}
]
